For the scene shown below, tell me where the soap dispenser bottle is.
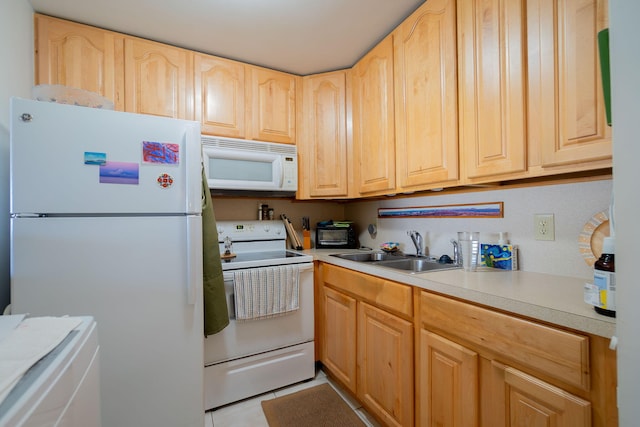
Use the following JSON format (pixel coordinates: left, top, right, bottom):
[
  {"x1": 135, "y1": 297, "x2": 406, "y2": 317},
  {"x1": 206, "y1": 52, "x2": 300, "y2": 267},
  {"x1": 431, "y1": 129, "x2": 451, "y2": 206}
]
[{"x1": 593, "y1": 237, "x2": 616, "y2": 317}]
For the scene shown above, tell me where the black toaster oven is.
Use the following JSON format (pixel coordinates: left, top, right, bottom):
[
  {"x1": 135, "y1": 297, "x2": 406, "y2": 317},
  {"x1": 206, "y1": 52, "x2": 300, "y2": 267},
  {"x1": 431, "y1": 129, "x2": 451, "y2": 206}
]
[{"x1": 315, "y1": 221, "x2": 357, "y2": 249}]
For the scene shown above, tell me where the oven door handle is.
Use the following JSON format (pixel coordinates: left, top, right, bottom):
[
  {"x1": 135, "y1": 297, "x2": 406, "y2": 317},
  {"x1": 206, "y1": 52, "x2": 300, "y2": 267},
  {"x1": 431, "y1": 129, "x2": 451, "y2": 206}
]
[{"x1": 222, "y1": 262, "x2": 314, "y2": 282}]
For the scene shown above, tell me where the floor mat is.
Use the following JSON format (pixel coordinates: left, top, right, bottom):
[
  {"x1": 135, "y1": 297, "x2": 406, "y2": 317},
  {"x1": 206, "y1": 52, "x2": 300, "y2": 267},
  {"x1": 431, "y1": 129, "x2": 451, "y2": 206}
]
[{"x1": 261, "y1": 383, "x2": 366, "y2": 427}]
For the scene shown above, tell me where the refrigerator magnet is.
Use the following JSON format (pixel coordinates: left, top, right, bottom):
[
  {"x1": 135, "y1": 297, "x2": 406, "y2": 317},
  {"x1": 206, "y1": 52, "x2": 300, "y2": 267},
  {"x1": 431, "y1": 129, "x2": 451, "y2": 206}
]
[
  {"x1": 142, "y1": 141, "x2": 179, "y2": 165},
  {"x1": 84, "y1": 152, "x2": 106, "y2": 165},
  {"x1": 99, "y1": 161, "x2": 139, "y2": 185},
  {"x1": 157, "y1": 173, "x2": 174, "y2": 188}
]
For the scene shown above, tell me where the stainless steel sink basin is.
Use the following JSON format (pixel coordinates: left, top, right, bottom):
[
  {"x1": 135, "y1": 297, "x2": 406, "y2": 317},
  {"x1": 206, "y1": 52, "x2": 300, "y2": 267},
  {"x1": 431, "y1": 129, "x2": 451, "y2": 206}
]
[
  {"x1": 331, "y1": 252, "x2": 460, "y2": 273},
  {"x1": 331, "y1": 252, "x2": 401, "y2": 262},
  {"x1": 376, "y1": 258, "x2": 459, "y2": 273}
]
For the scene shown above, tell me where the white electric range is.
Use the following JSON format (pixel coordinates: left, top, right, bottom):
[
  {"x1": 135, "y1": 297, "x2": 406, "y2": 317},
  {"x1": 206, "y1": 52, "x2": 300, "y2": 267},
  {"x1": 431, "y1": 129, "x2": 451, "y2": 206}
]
[{"x1": 204, "y1": 220, "x2": 315, "y2": 410}]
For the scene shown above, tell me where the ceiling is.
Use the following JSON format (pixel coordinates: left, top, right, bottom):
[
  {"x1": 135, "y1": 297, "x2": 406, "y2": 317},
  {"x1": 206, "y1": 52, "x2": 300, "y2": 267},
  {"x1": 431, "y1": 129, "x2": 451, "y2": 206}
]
[{"x1": 28, "y1": 0, "x2": 425, "y2": 76}]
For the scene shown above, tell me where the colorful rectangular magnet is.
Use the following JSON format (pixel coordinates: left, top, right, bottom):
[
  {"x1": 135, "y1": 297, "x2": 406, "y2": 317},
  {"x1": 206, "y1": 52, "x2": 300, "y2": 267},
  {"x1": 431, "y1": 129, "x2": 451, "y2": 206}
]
[
  {"x1": 99, "y1": 161, "x2": 139, "y2": 185},
  {"x1": 142, "y1": 141, "x2": 179, "y2": 165},
  {"x1": 84, "y1": 152, "x2": 106, "y2": 165}
]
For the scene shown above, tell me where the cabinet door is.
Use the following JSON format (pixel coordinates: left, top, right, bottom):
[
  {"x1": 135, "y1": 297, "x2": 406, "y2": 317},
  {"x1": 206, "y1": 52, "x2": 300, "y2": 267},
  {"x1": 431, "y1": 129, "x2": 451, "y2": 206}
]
[
  {"x1": 419, "y1": 331, "x2": 479, "y2": 427},
  {"x1": 34, "y1": 14, "x2": 121, "y2": 109},
  {"x1": 247, "y1": 67, "x2": 297, "y2": 144},
  {"x1": 528, "y1": 0, "x2": 611, "y2": 168},
  {"x1": 358, "y1": 302, "x2": 413, "y2": 427},
  {"x1": 300, "y1": 71, "x2": 349, "y2": 198},
  {"x1": 123, "y1": 37, "x2": 193, "y2": 119},
  {"x1": 489, "y1": 362, "x2": 591, "y2": 427},
  {"x1": 322, "y1": 286, "x2": 357, "y2": 394},
  {"x1": 457, "y1": 0, "x2": 527, "y2": 181},
  {"x1": 394, "y1": 0, "x2": 459, "y2": 190},
  {"x1": 352, "y1": 34, "x2": 396, "y2": 195},
  {"x1": 194, "y1": 54, "x2": 245, "y2": 138}
]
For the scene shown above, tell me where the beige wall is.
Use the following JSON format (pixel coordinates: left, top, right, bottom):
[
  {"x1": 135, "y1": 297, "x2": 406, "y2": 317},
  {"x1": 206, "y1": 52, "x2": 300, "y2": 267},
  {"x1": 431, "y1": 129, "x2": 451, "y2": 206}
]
[
  {"x1": 211, "y1": 196, "x2": 346, "y2": 247},
  {"x1": 212, "y1": 177, "x2": 611, "y2": 280},
  {"x1": 345, "y1": 178, "x2": 611, "y2": 279}
]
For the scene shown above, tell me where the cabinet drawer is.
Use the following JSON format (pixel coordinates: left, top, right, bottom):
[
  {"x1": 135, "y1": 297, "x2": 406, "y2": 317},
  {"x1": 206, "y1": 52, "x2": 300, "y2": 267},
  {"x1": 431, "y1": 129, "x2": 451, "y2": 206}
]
[
  {"x1": 420, "y1": 292, "x2": 589, "y2": 390},
  {"x1": 323, "y1": 264, "x2": 413, "y2": 318}
]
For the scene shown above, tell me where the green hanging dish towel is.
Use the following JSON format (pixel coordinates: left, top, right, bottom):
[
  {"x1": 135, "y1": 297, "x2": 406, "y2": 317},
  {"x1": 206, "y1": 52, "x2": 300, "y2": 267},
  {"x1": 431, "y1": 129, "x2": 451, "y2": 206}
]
[
  {"x1": 598, "y1": 28, "x2": 612, "y2": 126},
  {"x1": 201, "y1": 167, "x2": 229, "y2": 336}
]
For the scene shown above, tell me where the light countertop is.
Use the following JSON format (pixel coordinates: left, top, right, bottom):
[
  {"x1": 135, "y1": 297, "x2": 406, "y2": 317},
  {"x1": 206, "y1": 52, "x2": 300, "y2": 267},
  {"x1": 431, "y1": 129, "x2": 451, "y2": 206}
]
[{"x1": 304, "y1": 249, "x2": 616, "y2": 338}]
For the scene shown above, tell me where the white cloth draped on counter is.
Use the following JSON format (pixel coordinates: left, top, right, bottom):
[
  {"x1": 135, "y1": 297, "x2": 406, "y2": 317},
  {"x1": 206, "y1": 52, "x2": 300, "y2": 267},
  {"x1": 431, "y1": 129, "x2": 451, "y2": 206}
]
[
  {"x1": 233, "y1": 265, "x2": 300, "y2": 321},
  {"x1": 0, "y1": 316, "x2": 82, "y2": 404}
]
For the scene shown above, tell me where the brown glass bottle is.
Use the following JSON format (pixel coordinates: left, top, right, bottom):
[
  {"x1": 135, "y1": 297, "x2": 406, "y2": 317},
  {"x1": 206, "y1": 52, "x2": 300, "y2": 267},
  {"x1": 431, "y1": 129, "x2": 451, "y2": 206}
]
[{"x1": 593, "y1": 237, "x2": 616, "y2": 317}]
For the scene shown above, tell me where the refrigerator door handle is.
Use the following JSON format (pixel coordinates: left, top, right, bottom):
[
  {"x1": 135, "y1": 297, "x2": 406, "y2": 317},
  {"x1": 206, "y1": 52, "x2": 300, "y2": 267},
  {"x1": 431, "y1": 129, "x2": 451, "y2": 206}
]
[
  {"x1": 186, "y1": 216, "x2": 203, "y2": 305},
  {"x1": 185, "y1": 123, "x2": 202, "y2": 215}
]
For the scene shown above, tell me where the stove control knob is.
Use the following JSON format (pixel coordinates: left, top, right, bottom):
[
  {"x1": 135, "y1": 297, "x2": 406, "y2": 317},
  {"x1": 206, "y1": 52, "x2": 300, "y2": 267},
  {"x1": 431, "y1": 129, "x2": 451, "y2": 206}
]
[{"x1": 263, "y1": 224, "x2": 270, "y2": 232}]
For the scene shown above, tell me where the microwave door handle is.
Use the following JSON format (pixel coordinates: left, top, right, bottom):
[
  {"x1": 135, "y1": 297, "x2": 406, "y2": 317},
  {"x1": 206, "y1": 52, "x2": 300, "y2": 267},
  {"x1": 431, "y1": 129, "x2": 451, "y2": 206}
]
[{"x1": 275, "y1": 160, "x2": 284, "y2": 187}]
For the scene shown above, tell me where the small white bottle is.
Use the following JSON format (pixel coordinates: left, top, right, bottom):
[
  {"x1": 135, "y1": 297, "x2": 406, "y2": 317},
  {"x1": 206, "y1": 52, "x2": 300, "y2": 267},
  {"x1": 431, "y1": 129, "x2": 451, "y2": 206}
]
[{"x1": 498, "y1": 232, "x2": 508, "y2": 245}]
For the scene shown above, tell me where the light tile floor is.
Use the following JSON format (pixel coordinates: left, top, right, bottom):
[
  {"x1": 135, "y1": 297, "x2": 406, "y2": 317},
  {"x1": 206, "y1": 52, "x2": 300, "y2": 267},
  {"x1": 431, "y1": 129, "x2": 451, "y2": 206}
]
[{"x1": 205, "y1": 368, "x2": 380, "y2": 427}]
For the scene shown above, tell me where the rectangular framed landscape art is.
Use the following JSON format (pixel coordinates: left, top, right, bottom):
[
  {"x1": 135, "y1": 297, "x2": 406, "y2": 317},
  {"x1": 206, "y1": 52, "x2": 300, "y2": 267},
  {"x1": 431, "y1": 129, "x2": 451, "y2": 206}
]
[{"x1": 378, "y1": 202, "x2": 504, "y2": 219}]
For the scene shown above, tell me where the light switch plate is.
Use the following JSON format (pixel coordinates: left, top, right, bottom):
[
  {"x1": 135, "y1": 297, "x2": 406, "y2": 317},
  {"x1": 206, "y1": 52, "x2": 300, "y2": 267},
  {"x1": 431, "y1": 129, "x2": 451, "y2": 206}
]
[{"x1": 534, "y1": 214, "x2": 555, "y2": 241}]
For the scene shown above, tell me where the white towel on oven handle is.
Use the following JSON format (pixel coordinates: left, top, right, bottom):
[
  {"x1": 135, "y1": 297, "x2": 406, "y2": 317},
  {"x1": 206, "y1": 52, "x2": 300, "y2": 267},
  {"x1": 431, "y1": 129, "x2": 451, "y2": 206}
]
[{"x1": 233, "y1": 265, "x2": 300, "y2": 321}]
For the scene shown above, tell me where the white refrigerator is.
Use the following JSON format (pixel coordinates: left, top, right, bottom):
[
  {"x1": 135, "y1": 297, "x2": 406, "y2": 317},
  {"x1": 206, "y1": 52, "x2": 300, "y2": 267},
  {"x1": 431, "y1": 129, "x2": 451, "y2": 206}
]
[{"x1": 9, "y1": 97, "x2": 204, "y2": 427}]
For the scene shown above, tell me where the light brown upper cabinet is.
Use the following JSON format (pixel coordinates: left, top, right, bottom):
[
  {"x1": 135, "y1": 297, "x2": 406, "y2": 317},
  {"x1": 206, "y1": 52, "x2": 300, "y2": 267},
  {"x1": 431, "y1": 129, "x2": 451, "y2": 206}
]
[
  {"x1": 122, "y1": 37, "x2": 193, "y2": 120},
  {"x1": 527, "y1": 0, "x2": 611, "y2": 170},
  {"x1": 193, "y1": 53, "x2": 246, "y2": 138},
  {"x1": 299, "y1": 70, "x2": 350, "y2": 198},
  {"x1": 194, "y1": 54, "x2": 246, "y2": 138},
  {"x1": 394, "y1": 0, "x2": 459, "y2": 191},
  {"x1": 457, "y1": 0, "x2": 528, "y2": 183},
  {"x1": 34, "y1": 14, "x2": 122, "y2": 110},
  {"x1": 246, "y1": 67, "x2": 297, "y2": 144},
  {"x1": 35, "y1": 14, "x2": 193, "y2": 119},
  {"x1": 352, "y1": 34, "x2": 396, "y2": 196},
  {"x1": 36, "y1": 7, "x2": 613, "y2": 198}
]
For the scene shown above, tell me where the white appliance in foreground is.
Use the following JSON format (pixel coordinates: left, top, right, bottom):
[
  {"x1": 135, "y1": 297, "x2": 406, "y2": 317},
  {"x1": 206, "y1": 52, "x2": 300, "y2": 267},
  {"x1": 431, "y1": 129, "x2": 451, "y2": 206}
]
[
  {"x1": 204, "y1": 221, "x2": 314, "y2": 409},
  {"x1": 9, "y1": 98, "x2": 204, "y2": 427},
  {"x1": 0, "y1": 317, "x2": 100, "y2": 427}
]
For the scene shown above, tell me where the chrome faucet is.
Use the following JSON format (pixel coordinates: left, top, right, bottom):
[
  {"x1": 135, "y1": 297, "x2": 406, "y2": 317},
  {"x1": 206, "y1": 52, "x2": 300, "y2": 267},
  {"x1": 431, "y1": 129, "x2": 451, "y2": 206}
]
[
  {"x1": 408, "y1": 230, "x2": 424, "y2": 257},
  {"x1": 450, "y1": 239, "x2": 460, "y2": 265}
]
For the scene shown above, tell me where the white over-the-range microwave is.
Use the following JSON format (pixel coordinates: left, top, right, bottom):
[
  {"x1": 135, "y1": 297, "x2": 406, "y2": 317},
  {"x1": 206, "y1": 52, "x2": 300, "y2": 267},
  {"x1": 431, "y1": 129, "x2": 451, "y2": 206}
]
[{"x1": 202, "y1": 136, "x2": 298, "y2": 196}]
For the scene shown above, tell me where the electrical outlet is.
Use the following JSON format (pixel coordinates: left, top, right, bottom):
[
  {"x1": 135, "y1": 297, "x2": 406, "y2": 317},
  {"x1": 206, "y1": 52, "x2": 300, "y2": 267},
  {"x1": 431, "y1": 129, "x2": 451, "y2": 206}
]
[{"x1": 534, "y1": 214, "x2": 555, "y2": 241}]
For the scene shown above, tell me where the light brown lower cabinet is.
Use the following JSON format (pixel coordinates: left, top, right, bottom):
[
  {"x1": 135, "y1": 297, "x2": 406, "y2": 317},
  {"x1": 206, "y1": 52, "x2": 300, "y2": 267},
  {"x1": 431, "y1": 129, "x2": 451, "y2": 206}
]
[
  {"x1": 319, "y1": 264, "x2": 414, "y2": 427},
  {"x1": 419, "y1": 331, "x2": 479, "y2": 426},
  {"x1": 317, "y1": 263, "x2": 617, "y2": 427},
  {"x1": 322, "y1": 286, "x2": 357, "y2": 394},
  {"x1": 489, "y1": 361, "x2": 591, "y2": 427},
  {"x1": 358, "y1": 302, "x2": 413, "y2": 427},
  {"x1": 418, "y1": 290, "x2": 617, "y2": 427},
  {"x1": 419, "y1": 330, "x2": 591, "y2": 427}
]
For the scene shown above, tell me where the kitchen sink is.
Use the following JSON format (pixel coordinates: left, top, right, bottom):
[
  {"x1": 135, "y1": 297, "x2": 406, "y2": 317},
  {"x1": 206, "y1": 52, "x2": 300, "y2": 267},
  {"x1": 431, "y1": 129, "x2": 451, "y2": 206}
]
[
  {"x1": 376, "y1": 258, "x2": 459, "y2": 273},
  {"x1": 330, "y1": 252, "x2": 402, "y2": 262},
  {"x1": 331, "y1": 252, "x2": 460, "y2": 273}
]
